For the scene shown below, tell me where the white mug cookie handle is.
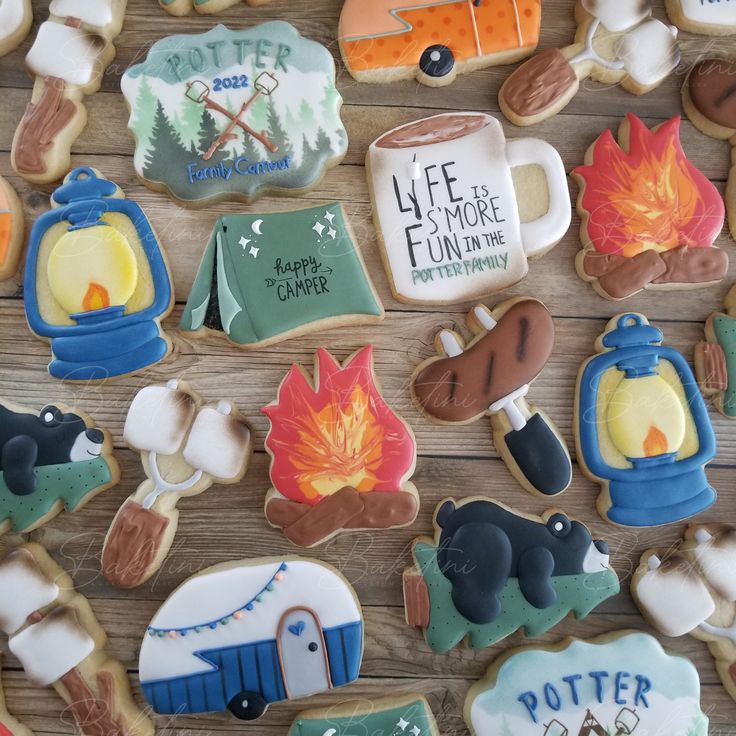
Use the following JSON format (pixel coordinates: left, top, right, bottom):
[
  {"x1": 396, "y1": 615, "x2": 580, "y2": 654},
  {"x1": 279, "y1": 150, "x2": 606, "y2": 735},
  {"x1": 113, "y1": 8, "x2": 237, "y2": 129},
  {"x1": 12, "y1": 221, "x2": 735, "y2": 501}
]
[{"x1": 505, "y1": 138, "x2": 570, "y2": 257}]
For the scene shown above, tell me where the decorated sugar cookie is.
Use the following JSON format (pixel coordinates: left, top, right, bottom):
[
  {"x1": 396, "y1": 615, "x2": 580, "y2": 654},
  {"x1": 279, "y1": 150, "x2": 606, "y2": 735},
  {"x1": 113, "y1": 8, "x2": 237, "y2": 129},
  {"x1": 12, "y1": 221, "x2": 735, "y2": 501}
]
[
  {"x1": 696, "y1": 284, "x2": 736, "y2": 418},
  {"x1": 575, "y1": 313, "x2": 717, "y2": 528},
  {"x1": 466, "y1": 631, "x2": 708, "y2": 735},
  {"x1": 290, "y1": 694, "x2": 439, "y2": 736},
  {"x1": 0, "y1": 544, "x2": 154, "y2": 736},
  {"x1": 0, "y1": 398, "x2": 118, "y2": 535},
  {"x1": 263, "y1": 346, "x2": 419, "y2": 548},
  {"x1": 412, "y1": 299, "x2": 572, "y2": 497},
  {"x1": 667, "y1": 0, "x2": 736, "y2": 34},
  {"x1": 573, "y1": 114, "x2": 727, "y2": 300},
  {"x1": 121, "y1": 22, "x2": 347, "y2": 206},
  {"x1": 0, "y1": 0, "x2": 32, "y2": 57},
  {"x1": 102, "y1": 380, "x2": 252, "y2": 589},
  {"x1": 684, "y1": 58, "x2": 736, "y2": 240},
  {"x1": 181, "y1": 204, "x2": 383, "y2": 348},
  {"x1": 12, "y1": 0, "x2": 127, "y2": 183},
  {"x1": 0, "y1": 176, "x2": 24, "y2": 282},
  {"x1": 338, "y1": 0, "x2": 540, "y2": 87},
  {"x1": 500, "y1": 0, "x2": 679, "y2": 126},
  {"x1": 367, "y1": 113, "x2": 570, "y2": 304},
  {"x1": 140, "y1": 556, "x2": 363, "y2": 721},
  {"x1": 403, "y1": 497, "x2": 618, "y2": 653},
  {"x1": 0, "y1": 654, "x2": 32, "y2": 736},
  {"x1": 159, "y1": 0, "x2": 271, "y2": 15},
  {"x1": 24, "y1": 168, "x2": 174, "y2": 382},
  {"x1": 633, "y1": 524, "x2": 736, "y2": 703}
]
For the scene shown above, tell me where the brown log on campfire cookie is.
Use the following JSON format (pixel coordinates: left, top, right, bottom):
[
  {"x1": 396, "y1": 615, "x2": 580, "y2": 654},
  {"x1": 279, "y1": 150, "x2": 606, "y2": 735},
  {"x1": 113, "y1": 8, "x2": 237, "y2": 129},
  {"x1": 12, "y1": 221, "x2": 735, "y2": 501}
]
[
  {"x1": 411, "y1": 298, "x2": 572, "y2": 498},
  {"x1": 262, "y1": 346, "x2": 419, "y2": 548}
]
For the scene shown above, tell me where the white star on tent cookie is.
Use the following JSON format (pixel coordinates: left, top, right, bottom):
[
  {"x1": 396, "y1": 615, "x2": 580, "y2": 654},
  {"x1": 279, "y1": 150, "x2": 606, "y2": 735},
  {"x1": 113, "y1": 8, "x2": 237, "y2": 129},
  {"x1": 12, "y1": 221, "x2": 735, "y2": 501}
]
[
  {"x1": 249, "y1": 246, "x2": 259, "y2": 258},
  {"x1": 397, "y1": 718, "x2": 409, "y2": 731},
  {"x1": 324, "y1": 210, "x2": 335, "y2": 224},
  {"x1": 239, "y1": 236, "x2": 251, "y2": 249},
  {"x1": 312, "y1": 221, "x2": 325, "y2": 237},
  {"x1": 410, "y1": 727, "x2": 421, "y2": 736},
  {"x1": 327, "y1": 227, "x2": 337, "y2": 240}
]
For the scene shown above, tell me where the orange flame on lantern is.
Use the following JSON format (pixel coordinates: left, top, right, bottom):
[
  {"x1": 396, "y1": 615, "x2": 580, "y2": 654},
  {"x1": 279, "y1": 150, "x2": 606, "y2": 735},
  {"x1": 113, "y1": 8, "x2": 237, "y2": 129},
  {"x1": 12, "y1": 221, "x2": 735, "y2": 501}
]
[
  {"x1": 262, "y1": 346, "x2": 415, "y2": 506},
  {"x1": 82, "y1": 282, "x2": 110, "y2": 312},
  {"x1": 575, "y1": 114, "x2": 724, "y2": 257},
  {"x1": 643, "y1": 425, "x2": 668, "y2": 457}
]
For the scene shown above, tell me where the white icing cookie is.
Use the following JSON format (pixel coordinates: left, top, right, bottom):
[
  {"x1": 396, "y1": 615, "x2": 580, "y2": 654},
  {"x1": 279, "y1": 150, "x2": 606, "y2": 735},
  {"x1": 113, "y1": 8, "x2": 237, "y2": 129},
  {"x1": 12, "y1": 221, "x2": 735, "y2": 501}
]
[
  {"x1": 0, "y1": 0, "x2": 32, "y2": 57},
  {"x1": 367, "y1": 112, "x2": 570, "y2": 304},
  {"x1": 666, "y1": 0, "x2": 736, "y2": 34}
]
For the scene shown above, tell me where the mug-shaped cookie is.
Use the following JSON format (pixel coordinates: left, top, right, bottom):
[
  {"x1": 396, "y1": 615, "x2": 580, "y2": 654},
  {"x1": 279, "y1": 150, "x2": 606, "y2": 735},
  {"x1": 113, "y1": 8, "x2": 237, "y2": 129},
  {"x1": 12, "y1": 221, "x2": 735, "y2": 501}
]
[{"x1": 367, "y1": 113, "x2": 570, "y2": 304}]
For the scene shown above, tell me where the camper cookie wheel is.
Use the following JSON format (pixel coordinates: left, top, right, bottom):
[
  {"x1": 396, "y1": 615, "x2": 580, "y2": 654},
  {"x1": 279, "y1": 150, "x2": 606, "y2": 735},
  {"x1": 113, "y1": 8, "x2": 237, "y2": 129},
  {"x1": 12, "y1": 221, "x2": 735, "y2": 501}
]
[
  {"x1": 499, "y1": 0, "x2": 679, "y2": 126},
  {"x1": 101, "y1": 380, "x2": 253, "y2": 589},
  {"x1": 633, "y1": 524, "x2": 736, "y2": 703},
  {"x1": 158, "y1": 0, "x2": 272, "y2": 16},
  {"x1": 11, "y1": 0, "x2": 127, "y2": 183},
  {"x1": 0, "y1": 544, "x2": 154, "y2": 736}
]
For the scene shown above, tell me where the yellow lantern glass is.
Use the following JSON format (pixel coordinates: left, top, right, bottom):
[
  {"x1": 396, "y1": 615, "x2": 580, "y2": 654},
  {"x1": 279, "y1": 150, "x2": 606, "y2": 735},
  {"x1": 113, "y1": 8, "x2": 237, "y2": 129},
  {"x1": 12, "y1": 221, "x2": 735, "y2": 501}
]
[
  {"x1": 47, "y1": 225, "x2": 138, "y2": 314},
  {"x1": 606, "y1": 374, "x2": 686, "y2": 459}
]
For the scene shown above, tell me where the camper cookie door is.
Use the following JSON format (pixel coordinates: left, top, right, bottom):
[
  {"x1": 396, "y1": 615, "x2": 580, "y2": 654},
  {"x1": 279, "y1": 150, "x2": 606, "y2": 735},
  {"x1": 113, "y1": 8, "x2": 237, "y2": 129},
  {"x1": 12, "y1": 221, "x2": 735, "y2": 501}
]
[{"x1": 368, "y1": 113, "x2": 570, "y2": 304}]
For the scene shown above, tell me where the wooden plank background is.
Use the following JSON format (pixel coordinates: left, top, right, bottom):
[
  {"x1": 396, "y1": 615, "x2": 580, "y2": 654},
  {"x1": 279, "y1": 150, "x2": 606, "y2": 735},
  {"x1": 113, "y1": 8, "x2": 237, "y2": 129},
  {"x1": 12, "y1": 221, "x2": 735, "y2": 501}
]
[{"x1": 1, "y1": 0, "x2": 736, "y2": 733}]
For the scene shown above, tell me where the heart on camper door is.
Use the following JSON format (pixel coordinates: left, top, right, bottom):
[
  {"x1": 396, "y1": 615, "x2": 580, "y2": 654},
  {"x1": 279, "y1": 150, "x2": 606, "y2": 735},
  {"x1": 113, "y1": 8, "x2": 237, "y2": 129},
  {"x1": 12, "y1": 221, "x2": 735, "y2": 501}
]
[{"x1": 288, "y1": 621, "x2": 306, "y2": 636}]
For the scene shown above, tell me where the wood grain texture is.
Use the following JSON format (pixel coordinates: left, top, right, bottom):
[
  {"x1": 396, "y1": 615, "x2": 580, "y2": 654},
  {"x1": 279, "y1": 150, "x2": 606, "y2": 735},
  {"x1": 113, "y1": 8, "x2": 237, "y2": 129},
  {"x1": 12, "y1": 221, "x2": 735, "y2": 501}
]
[{"x1": 1, "y1": 0, "x2": 736, "y2": 733}]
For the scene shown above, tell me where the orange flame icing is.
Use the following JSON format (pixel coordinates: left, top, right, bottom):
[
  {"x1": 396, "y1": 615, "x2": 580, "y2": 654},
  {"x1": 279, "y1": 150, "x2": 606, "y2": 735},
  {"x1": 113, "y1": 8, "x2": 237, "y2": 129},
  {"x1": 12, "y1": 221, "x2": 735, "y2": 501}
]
[
  {"x1": 263, "y1": 346, "x2": 415, "y2": 506},
  {"x1": 82, "y1": 282, "x2": 111, "y2": 312},
  {"x1": 643, "y1": 425, "x2": 668, "y2": 457},
  {"x1": 575, "y1": 114, "x2": 724, "y2": 257}
]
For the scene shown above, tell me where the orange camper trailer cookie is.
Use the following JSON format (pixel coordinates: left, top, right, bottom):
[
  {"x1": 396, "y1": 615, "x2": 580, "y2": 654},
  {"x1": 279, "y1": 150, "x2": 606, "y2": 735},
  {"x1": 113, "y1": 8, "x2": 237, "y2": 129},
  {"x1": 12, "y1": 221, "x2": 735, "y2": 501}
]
[{"x1": 338, "y1": 0, "x2": 541, "y2": 87}]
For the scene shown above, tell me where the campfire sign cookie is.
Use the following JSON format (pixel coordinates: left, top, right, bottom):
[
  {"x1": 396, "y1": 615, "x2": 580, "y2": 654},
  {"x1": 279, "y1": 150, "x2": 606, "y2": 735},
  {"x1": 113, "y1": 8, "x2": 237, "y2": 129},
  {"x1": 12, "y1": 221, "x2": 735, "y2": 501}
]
[
  {"x1": 180, "y1": 204, "x2": 384, "y2": 349},
  {"x1": 684, "y1": 59, "x2": 736, "y2": 240},
  {"x1": 412, "y1": 299, "x2": 572, "y2": 497},
  {"x1": 573, "y1": 114, "x2": 727, "y2": 300},
  {"x1": 121, "y1": 22, "x2": 347, "y2": 206},
  {"x1": 263, "y1": 346, "x2": 419, "y2": 548},
  {"x1": 666, "y1": 0, "x2": 736, "y2": 34},
  {"x1": 633, "y1": 524, "x2": 736, "y2": 703},
  {"x1": 338, "y1": 0, "x2": 541, "y2": 87},
  {"x1": 0, "y1": 176, "x2": 24, "y2": 282},
  {"x1": 466, "y1": 631, "x2": 708, "y2": 735},
  {"x1": 139, "y1": 556, "x2": 363, "y2": 721},
  {"x1": 403, "y1": 498, "x2": 618, "y2": 653},
  {"x1": 12, "y1": 0, "x2": 127, "y2": 183},
  {"x1": 367, "y1": 113, "x2": 570, "y2": 305},
  {"x1": 0, "y1": 398, "x2": 118, "y2": 535},
  {"x1": 102, "y1": 380, "x2": 252, "y2": 589},
  {"x1": 0, "y1": 543, "x2": 154, "y2": 736},
  {"x1": 575, "y1": 313, "x2": 717, "y2": 528},
  {"x1": 0, "y1": 0, "x2": 31, "y2": 57},
  {"x1": 500, "y1": 0, "x2": 680, "y2": 126},
  {"x1": 159, "y1": 0, "x2": 271, "y2": 16},
  {"x1": 695, "y1": 284, "x2": 736, "y2": 418}
]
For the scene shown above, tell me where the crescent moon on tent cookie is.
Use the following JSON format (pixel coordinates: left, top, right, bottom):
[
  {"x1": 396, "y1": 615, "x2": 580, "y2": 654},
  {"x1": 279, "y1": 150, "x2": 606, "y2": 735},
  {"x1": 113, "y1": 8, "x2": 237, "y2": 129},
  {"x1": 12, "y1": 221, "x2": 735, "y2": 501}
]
[{"x1": 252, "y1": 219, "x2": 264, "y2": 235}]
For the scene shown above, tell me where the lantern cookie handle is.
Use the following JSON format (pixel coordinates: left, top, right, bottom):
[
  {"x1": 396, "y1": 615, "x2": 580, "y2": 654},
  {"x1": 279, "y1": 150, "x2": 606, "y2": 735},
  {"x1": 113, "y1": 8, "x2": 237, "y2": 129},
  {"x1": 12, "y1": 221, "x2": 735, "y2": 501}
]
[{"x1": 506, "y1": 138, "x2": 571, "y2": 257}]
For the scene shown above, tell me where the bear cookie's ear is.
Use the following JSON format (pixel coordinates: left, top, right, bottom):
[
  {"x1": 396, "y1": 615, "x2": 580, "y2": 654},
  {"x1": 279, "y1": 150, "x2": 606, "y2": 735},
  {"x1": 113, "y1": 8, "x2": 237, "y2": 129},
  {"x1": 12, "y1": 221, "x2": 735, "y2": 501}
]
[
  {"x1": 435, "y1": 500, "x2": 456, "y2": 528},
  {"x1": 38, "y1": 406, "x2": 64, "y2": 427}
]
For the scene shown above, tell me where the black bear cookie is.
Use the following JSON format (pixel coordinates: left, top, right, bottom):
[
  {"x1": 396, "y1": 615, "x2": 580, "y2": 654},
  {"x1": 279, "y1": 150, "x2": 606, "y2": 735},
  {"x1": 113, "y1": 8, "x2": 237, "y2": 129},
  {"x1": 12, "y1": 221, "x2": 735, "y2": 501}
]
[{"x1": 403, "y1": 497, "x2": 620, "y2": 652}]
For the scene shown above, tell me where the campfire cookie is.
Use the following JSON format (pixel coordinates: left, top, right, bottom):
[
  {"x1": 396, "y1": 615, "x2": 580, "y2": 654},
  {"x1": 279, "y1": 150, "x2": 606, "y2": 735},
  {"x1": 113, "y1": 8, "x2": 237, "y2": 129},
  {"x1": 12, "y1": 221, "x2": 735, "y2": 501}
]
[
  {"x1": 289, "y1": 694, "x2": 439, "y2": 736},
  {"x1": 263, "y1": 346, "x2": 419, "y2": 548},
  {"x1": 0, "y1": 0, "x2": 31, "y2": 57},
  {"x1": 11, "y1": 0, "x2": 127, "y2": 183},
  {"x1": 102, "y1": 380, "x2": 252, "y2": 589},
  {"x1": 684, "y1": 58, "x2": 736, "y2": 240},
  {"x1": 0, "y1": 176, "x2": 23, "y2": 282},
  {"x1": 573, "y1": 114, "x2": 727, "y2": 300},
  {"x1": 367, "y1": 113, "x2": 570, "y2": 304},
  {"x1": 696, "y1": 284, "x2": 736, "y2": 418},
  {"x1": 465, "y1": 631, "x2": 708, "y2": 735},
  {"x1": 575, "y1": 313, "x2": 717, "y2": 528},
  {"x1": 633, "y1": 524, "x2": 736, "y2": 703},
  {"x1": 0, "y1": 398, "x2": 118, "y2": 535},
  {"x1": 121, "y1": 22, "x2": 347, "y2": 206},
  {"x1": 412, "y1": 299, "x2": 572, "y2": 497},
  {"x1": 139, "y1": 556, "x2": 363, "y2": 721},
  {"x1": 403, "y1": 497, "x2": 618, "y2": 653},
  {"x1": 500, "y1": 0, "x2": 679, "y2": 126},
  {"x1": 338, "y1": 0, "x2": 540, "y2": 87},
  {"x1": 159, "y1": 0, "x2": 271, "y2": 15},
  {"x1": 0, "y1": 543, "x2": 153, "y2": 736},
  {"x1": 180, "y1": 204, "x2": 383, "y2": 349}
]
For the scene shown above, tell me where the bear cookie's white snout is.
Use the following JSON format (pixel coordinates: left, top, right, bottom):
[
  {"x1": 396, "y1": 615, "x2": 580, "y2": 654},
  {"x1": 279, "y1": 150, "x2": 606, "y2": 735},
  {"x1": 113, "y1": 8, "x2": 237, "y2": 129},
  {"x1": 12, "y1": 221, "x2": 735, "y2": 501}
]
[
  {"x1": 69, "y1": 428, "x2": 105, "y2": 461},
  {"x1": 583, "y1": 539, "x2": 611, "y2": 573}
]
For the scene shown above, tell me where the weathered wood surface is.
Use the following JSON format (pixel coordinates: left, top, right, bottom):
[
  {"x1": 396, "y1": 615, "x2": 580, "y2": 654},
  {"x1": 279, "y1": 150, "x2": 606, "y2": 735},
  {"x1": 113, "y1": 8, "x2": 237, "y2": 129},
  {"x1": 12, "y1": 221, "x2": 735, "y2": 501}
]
[{"x1": 1, "y1": 0, "x2": 736, "y2": 733}]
